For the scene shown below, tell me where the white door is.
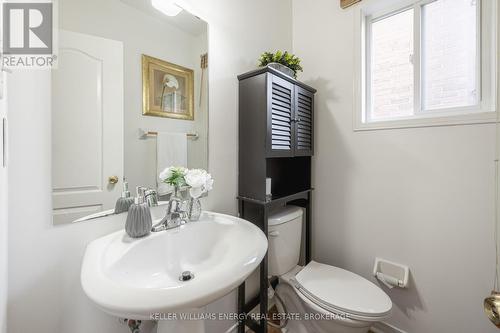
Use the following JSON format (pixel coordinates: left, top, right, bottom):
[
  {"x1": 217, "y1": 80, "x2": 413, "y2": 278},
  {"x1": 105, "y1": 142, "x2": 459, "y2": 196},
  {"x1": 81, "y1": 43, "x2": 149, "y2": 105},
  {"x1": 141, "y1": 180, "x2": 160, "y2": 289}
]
[{"x1": 52, "y1": 30, "x2": 123, "y2": 224}]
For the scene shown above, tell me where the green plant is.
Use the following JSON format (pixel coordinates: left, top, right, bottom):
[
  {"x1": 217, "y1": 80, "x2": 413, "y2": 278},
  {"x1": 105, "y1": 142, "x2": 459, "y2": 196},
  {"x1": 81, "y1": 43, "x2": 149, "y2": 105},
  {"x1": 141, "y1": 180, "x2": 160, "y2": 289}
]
[
  {"x1": 159, "y1": 166, "x2": 187, "y2": 188},
  {"x1": 258, "y1": 50, "x2": 303, "y2": 78}
]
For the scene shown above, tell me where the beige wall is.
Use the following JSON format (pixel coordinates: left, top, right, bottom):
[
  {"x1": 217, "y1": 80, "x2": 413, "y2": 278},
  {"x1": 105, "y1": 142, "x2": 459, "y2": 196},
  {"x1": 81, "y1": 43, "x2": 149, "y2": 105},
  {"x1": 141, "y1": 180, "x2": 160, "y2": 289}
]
[
  {"x1": 6, "y1": 1, "x2": 292, "y2": 333},
  {"x1": 292, "y1": 0, "x2": 497, "y2": 332}
]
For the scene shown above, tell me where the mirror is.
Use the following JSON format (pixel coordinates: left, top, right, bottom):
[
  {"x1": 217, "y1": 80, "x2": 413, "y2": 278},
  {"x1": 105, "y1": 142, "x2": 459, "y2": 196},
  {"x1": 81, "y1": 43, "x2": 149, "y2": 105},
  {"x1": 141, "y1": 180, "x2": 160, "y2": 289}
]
[{"x1": 51, "y1": 0, "x2": 208, "y2": 224}]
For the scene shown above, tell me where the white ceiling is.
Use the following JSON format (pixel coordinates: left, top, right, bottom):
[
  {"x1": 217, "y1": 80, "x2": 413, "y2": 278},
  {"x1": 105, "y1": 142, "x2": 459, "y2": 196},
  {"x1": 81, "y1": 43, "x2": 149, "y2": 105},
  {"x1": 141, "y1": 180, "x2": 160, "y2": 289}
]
[{"x1": 120, "y1": 0, "x2": 207, "y2": 36}]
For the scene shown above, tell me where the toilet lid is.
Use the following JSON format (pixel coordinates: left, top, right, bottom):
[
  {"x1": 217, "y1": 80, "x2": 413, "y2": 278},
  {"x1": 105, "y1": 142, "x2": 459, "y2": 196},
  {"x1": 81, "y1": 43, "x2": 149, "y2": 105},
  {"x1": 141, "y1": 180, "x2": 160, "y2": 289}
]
[{"x1": 294, "y1": 261, "x2": 392, "y2": 318}]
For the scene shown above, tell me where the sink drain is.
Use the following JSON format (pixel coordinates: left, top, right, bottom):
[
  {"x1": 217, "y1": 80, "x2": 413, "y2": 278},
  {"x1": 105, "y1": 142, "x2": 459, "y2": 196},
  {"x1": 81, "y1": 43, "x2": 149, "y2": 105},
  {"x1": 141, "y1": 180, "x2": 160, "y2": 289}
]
[{"x1": 179, "y1": 271, "x2": 194, "y2": 282}]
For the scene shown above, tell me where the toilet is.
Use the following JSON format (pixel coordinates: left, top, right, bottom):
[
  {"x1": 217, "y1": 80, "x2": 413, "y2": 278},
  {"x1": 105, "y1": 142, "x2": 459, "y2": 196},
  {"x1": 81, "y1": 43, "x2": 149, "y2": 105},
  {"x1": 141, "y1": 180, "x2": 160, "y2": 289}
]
[{"x1": 268, "y1": 206, "x2": 392, "y2": 333}]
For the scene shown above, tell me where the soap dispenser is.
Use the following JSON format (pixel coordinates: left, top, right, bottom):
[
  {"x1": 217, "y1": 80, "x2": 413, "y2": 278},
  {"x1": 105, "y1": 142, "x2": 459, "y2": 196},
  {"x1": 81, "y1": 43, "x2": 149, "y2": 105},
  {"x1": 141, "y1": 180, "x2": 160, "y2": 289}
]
[
  {"x1": 125, "y1": 187, "x2": 153, "y2": 238},
  {"x1": 114, "y1": 179, "x2": 134, "y2": 214}
]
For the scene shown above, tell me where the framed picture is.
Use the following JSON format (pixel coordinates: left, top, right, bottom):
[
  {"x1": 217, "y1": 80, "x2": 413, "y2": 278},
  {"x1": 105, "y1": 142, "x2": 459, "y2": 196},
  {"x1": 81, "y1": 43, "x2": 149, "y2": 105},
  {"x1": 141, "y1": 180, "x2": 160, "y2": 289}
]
[
  {"x1": 340, "y1": 0, "x2": 361, "y2": 9},
  {"x1": 142, "y1": 54, "x2": 194, "y2": 120}
]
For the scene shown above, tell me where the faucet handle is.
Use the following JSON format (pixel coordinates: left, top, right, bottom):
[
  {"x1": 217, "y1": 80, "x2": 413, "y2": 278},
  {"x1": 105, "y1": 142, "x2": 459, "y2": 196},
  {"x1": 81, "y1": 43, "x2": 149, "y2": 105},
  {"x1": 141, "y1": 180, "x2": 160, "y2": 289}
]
[
  {"x1": 145, "y1": 189, "x2": 158, "y2": 207},
  {"x1": 136, "y1": 186, "x2": 146, "y2": 196}
]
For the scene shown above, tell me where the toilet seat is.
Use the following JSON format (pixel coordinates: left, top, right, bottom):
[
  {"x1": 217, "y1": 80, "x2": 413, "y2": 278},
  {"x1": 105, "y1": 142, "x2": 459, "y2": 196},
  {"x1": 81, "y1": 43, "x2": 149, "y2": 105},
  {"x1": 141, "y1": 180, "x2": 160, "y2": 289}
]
[{"x1": 290, "y1": 261, "x2": 392, "y2": 321}]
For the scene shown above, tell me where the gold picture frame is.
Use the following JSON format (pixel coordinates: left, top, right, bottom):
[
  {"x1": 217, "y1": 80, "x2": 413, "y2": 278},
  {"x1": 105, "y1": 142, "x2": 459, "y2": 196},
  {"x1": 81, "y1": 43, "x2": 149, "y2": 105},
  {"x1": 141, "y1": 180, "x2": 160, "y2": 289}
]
[
  {"x1": 340, "y1": 0, "x2": 361, "y2": 9},
  {"x1": 142, "y1": 54, "x2": 194, "y2": 120}
]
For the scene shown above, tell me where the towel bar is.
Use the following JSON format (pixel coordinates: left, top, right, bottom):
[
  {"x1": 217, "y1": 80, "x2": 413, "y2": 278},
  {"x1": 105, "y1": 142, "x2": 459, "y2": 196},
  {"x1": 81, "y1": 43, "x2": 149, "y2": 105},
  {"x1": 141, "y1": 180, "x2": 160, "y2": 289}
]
[{"x1": 138, "y1": 128, "x2": 198, "y2": 140}]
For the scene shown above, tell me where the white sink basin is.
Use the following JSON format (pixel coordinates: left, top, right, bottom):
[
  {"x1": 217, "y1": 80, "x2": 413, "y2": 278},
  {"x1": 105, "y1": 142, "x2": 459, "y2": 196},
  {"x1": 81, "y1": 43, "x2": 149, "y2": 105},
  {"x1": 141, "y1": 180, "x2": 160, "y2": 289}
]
[{"x1": 81, "y1": 210, "x2": 267, "y2": 325}]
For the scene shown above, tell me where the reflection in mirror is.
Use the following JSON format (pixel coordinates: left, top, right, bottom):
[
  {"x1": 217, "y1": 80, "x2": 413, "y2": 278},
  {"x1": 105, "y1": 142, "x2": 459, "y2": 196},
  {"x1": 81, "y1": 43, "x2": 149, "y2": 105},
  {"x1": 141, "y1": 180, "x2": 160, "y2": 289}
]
[{"x1": 51, "y1": 0, "x2": 208, "y2": 224}]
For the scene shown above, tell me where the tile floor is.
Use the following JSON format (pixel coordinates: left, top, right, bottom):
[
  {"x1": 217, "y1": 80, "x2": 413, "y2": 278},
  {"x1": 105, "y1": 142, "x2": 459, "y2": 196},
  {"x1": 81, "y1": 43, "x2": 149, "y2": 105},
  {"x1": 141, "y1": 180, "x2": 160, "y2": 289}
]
[
  {"x1": 248, "y1": 321, "x2": 375, "y2": 333},
  {"x1": 249, "y1": 328, "x2": 374, "y2": 333},
  {"x1": 246, "y1": 305, "x2": 375, "y2": 332},
  {"x1": 247, "y1": 326, "x2": 281, "y2": 333}
]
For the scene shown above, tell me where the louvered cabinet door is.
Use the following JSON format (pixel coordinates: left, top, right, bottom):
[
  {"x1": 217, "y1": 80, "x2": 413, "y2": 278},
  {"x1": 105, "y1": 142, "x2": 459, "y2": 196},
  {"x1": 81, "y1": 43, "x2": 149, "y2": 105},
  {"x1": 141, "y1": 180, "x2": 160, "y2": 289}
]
[
  {"x1": 294, "y1": 86, "x2": 314, "y2": 156},
  {"x1": 266, "y1": 75, "x2": 295, "y2": 157}
]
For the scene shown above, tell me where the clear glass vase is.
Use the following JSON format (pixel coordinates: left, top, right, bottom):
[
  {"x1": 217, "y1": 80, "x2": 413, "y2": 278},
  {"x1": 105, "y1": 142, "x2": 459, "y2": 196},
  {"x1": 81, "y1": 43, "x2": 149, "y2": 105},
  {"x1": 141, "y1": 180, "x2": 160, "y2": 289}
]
[
  {"x1": 188, "y1": 197, "x2": 202, "y2": 221},
  {"x1": 167, "y1": 186, "x2": 184, "y2": 212}
]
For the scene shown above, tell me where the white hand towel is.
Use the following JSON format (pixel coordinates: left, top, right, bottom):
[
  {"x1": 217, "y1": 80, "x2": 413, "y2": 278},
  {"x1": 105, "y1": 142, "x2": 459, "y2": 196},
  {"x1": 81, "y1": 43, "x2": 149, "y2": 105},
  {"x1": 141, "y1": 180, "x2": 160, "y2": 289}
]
[{"x1": 156, "y1": 132, "x2": 187, "y2": 195}]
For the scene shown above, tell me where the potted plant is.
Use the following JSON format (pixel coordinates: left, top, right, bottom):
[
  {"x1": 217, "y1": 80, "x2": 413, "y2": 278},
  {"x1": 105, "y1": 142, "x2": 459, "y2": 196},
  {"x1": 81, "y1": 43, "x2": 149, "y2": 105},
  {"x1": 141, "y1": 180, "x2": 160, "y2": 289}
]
[{"x1": 258, "y1": 50, "x2": 303, "y2": 78}]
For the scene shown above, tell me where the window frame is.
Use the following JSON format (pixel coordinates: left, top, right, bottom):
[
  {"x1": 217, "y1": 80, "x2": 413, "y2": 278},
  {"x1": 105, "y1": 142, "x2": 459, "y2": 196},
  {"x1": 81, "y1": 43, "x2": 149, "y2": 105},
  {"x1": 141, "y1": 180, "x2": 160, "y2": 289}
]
[{"x1": 354, "y1": 0, "x2": 497, "y2": 131}]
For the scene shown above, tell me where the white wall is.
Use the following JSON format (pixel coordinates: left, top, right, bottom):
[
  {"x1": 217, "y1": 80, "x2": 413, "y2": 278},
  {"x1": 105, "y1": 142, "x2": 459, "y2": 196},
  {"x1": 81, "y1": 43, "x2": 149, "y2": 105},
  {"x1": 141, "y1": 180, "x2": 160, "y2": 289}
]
[
  {"x1": 190, "y1": 30, "x2": 209, "y2": 171},
  {"x1": 292, "y1": 0, "x2": 498, "y2": 332},
  {"x1": 0, "y1": 4, "x2": 8, "y2": 331},
  {"x1": 6, "y1": 1, "x2": 292, "y2": 333},
  {"x1": 59, "y1": 0, "x2": 208, "y2": 192},
  {"x1": 0, "y1": 68, "x2": 8, "y2": 333},
  {"x1": 9, "y1": 0, "x2": 496, "y2": 332}
]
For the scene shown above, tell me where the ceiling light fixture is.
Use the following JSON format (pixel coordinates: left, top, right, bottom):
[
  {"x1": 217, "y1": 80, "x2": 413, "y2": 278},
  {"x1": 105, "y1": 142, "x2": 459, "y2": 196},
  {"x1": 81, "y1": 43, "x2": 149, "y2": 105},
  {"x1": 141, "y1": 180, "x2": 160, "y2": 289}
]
[{"x1": 151, "y1": 0, "x2": 183, "y2": 16}]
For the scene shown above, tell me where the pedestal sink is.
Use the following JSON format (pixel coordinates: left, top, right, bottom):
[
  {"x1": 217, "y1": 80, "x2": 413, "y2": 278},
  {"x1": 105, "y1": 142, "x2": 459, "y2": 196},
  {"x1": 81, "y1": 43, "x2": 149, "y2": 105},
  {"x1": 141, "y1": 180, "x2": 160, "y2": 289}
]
[{"x1": 81, "y1": 208, "x2": 268, "y2": 333}]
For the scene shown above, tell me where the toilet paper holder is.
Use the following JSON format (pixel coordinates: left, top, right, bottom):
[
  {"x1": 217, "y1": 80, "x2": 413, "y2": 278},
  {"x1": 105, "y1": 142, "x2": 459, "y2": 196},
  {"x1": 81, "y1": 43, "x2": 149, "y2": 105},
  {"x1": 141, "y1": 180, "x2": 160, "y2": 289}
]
[{"x1": 372, "y1": 258, "x2": 409, "y2": 289}]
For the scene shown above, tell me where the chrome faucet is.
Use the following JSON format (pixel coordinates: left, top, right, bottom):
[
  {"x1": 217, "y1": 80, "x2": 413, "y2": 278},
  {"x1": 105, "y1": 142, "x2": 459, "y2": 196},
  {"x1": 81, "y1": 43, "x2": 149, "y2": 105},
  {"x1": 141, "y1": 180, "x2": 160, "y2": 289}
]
[
  {"x1": 151, "y1": 189, "x2": 188, "y2": 232},
  {"x1": 137, "y1": 187, "x2": 159, "y2": 208}
]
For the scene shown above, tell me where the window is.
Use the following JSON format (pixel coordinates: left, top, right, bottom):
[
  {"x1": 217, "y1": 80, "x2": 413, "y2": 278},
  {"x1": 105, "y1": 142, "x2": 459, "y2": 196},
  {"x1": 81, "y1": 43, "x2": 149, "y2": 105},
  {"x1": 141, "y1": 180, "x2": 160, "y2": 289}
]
[
  {"x1": 370, "y1": 9, "x2": 414, "y2": 120},
  {"x1": 355, "y1": 0, "x2": 496, "y2": 129},
  {"x1": 421, "y1": 0, "x2": 478, "y2": 111}
]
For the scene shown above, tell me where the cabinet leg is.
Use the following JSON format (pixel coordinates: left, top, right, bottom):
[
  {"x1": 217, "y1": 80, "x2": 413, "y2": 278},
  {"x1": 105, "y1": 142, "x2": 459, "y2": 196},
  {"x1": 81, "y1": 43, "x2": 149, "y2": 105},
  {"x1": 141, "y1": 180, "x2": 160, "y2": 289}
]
[
  {"x1": 259, "y1": 255, "x2": 268, "y2": 333},
  {"x1": 237, "y1": 283, "x2": 246, "y2": 333}
]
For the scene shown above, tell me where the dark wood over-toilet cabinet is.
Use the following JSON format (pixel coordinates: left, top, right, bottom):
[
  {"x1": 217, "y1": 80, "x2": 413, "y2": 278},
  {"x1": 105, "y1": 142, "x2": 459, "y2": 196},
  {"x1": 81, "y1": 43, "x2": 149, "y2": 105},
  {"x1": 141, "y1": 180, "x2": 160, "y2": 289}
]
[
  {"x1": 266, "y1": 74, "x2": 314, "y2": 157},
  {"x1": 237, "y1": 67, "x2": 316, "y2": 333},
  {"x1": 239, "y1": 68, "x2": 314, "y2": 159}
]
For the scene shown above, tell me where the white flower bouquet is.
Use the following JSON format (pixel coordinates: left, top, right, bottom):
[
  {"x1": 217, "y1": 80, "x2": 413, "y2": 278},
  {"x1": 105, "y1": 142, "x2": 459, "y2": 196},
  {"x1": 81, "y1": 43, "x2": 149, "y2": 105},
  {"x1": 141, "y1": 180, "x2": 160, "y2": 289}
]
[{"x1": 159, "y1": 166, "x2": 213, "y2": 199}]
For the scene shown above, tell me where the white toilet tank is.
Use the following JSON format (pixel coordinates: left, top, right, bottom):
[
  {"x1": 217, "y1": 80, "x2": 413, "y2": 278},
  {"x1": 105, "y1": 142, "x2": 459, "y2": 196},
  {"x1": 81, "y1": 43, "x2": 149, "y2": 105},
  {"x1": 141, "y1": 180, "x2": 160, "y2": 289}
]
[{"x1": 268, "y1": 206, "x2": 303, "y2": 276}]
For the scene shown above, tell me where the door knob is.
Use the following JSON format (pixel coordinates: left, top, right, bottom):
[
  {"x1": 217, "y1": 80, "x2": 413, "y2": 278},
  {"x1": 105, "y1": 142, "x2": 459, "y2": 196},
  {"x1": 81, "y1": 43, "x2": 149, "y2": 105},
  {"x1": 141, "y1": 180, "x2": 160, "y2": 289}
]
[{"x1": 108, "y1": 176, "x2": 119, "y2": 184}]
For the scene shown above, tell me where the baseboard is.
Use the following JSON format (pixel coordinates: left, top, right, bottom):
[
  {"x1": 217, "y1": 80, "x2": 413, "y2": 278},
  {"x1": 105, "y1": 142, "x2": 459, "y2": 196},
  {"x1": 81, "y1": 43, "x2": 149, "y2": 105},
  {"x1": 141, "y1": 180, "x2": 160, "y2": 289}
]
[{"x1": 371, "y1": 321, "x2": 408, "y2": 333}]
